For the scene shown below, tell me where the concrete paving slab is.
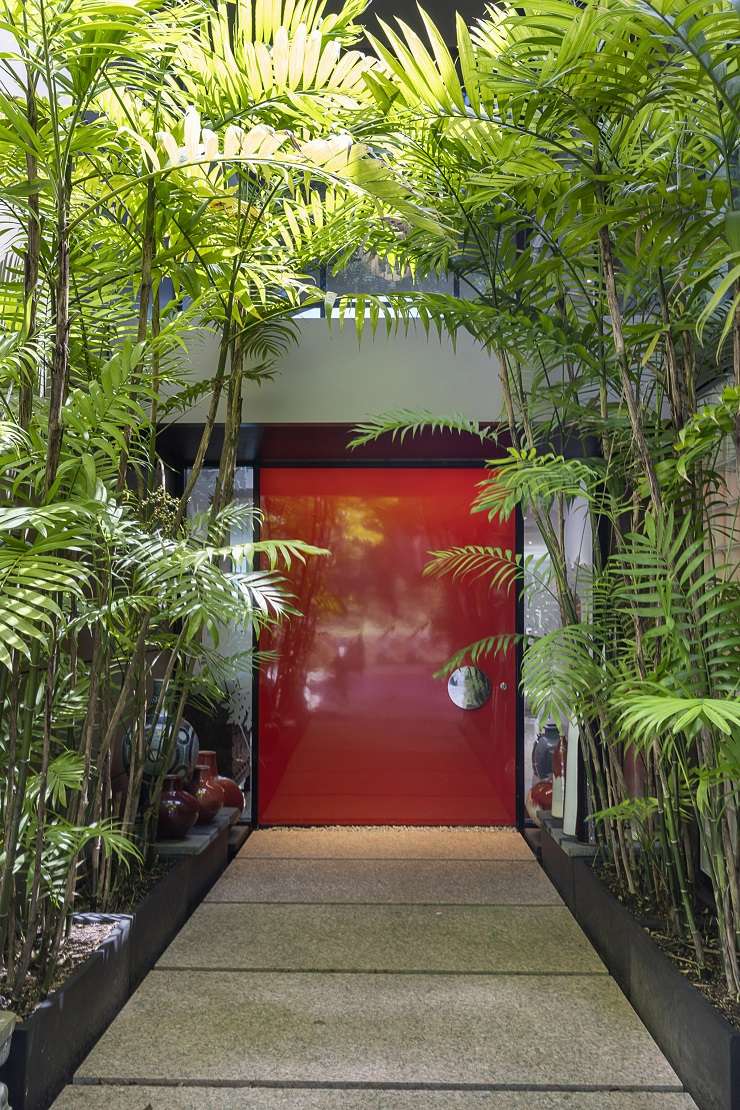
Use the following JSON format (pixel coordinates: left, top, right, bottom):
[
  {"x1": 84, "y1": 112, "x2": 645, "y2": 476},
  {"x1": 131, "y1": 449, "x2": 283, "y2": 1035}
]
[
  {"x1": 54, "y1": 1088, "x2": 699, "y2": 1109},
  {"x1": 76, "y1": 970, "x2": 681, "y2": 1090},
  {"x1": 157, "y1": 903, "x2": 605, "y2": 973},
  {"x1": 239, "y1": 827, "x2": 533, "y2": 860},
  {"x1": 205, "y1": 859, "x2": 561, "y2": 905}
]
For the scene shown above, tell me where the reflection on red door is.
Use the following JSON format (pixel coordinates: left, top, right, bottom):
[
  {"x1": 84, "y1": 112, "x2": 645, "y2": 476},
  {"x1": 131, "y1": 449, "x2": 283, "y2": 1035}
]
[{"x1": 258, "y1": 468, "x2": 517, "y2": 826}]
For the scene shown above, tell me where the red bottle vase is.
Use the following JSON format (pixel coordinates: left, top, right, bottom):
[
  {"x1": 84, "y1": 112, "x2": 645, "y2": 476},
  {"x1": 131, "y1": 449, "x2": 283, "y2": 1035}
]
[
  {"x1": 158, "y1": 775, "x2": 199, "y2": 839},
  {"x1": 190, "y1": 764, "x2": 224, "y2": 825},
  {"x1": 198, "y1": 750, "x2": 244, "y2": 811}
]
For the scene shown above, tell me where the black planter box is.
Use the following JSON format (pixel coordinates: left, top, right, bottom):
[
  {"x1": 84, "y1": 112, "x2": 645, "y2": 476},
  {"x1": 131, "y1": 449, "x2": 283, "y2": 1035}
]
[
  {"x1": 1, "y1": 914, "x2": 131, "y2": 1110},
  {"x1": 540, "y1": 821, "x2": 576, "y2": 910},
  {"x1": 186, "y1": 821, "x2": 229, "y2": 911},
  {"x1": 539, "y1": 827, "x2": 740, "y2": 1110},
  {"x1": 0, "y1": 814, "x2": 235, "y2": 1109},
  {"x1": 128, "y1": 858, "x2": 190, "y2": 990},
  {"x1": 573, "y1": 858, "x2": 632, "y2": 993}
]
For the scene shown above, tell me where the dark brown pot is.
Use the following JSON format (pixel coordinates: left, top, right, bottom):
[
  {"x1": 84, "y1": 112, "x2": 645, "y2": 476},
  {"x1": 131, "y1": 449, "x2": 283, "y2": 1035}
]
[
  {"x1": 198, "y1": 750, "x2": 244, "y2": 811},
  {"x1": 190, "y1": 764, "x2": 224, "y2": 825},
  {"x1": 158, "y1": 775, "x2": 199, "y2": 840}
]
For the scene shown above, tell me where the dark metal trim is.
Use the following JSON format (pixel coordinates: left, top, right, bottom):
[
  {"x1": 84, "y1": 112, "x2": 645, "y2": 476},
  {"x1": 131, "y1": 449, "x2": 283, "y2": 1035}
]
[
  {"x1": 159, "y1": 422, "x2": 507, "y2": 468},
  {"x1": 515, "y1": 504, "x2": 525, "y2": 831},
  {"x1": 250, "y1": 463, "x2": 261, "y2": 828}
]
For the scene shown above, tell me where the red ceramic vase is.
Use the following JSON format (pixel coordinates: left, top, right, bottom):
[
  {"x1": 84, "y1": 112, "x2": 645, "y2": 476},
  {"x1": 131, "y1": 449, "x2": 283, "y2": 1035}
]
[
  {"x1": 158, "y1": 775, "x2": 199, "y2": 839},
  {"x1": 190, "y1": 763, "x2": 224, "y2": 825},
  {"x1": 198, "y1": 750, "x2": 245, "y2": 812},
  {"x1": 530, "y1": 779, "x2": 553, "y2": 811}
]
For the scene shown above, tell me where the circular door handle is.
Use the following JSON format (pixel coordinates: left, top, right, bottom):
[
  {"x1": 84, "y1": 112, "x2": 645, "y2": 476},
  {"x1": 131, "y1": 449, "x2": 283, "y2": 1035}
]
[{"x1": 499, "y1": 682, "x2": 508, "y2": 691}]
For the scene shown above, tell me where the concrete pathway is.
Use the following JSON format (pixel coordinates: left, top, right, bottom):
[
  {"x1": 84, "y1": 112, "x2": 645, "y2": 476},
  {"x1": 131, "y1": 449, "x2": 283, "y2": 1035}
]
[{"x1": 54, "y1": 828, "x2": 697, "y2": 1109}]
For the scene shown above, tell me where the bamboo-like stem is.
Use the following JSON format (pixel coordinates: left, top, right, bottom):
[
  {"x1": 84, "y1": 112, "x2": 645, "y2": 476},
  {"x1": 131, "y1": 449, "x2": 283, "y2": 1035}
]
[
  {"x1": 19, "y1": 73, "x2": 40, "y2": 431},
  {"x1": 212, "y1": 321, "x2": 244, "y2": 525},
  {"x1": 44, "y1": 161, "x2": 73, "y2": 496},
  {"x1": 118, "y1": 179, "x2": 157, "y2": 493},
  {"x1": 597, "y1": 223, "x2": 662, "y2": 514},
  {"x1": 658, "y1": 267, "x2": 687, "y2": 432},
  {"x1": 733, "y1": 285, "x2": 740, "y2": 487},
  {"x1": 173, "y1": 265, "x2": 239, "y2": 530},
  {"x1": 0, "y1": 645, "x2": 41, "y2": 967},
  {"x1": 140, "y1": 644, "x2": 192, "y2": 855},
  {"x1": 12, "y1": 643, "x2": 56, "y2": 990},
  {"x1": 120, "y1": 684, "x2": 147, "y2": 841},
  {"x1": 661, "y1": 759, "x2": 704, "y2": 963}
]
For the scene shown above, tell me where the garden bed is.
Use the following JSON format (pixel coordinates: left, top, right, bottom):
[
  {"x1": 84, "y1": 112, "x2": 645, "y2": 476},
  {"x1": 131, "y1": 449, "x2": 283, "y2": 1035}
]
[
  {"x1": 0, "y1": 913, "x2": 131, "y2": 1110},
  {"x1": 0, "y1": 815, "x2": 239, "y2": 1110},
  {"x1": 539, "y1": 822, "x2": 740, "y2": 1110}
]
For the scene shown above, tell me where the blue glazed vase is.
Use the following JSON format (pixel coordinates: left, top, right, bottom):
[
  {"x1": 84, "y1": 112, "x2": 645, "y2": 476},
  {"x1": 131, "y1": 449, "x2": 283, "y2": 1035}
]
[
  {"x1": 532, "y1": 719, "x2": 561, "y2": 780},
  {"x1": 122, "y1": 679, "x2": 199, "y2": 782}
]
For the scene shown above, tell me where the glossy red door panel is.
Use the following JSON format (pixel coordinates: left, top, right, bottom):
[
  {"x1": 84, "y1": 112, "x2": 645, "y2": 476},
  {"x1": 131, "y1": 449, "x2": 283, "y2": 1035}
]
[{"x1": 258, "y1": 468, "x2": 517, "y2": 826}]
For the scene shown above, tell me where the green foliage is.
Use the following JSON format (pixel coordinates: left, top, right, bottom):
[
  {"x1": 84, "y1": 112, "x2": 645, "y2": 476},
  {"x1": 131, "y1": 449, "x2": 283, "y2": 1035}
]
[
  {"x1": 435, "y1": 633, "x2": 522, "y2": 678},
  {"x1": 0, "y1": 0, "x2": 378, "y2": 1006},
  {"x1": 349, "y1": 409, "x2": 493, "y2": 449},
  {"x1": 474, "y1": 450, "x2": 609, "y2": 521},
  {"x1": 347, "y1": 0, "x2": 740, "y2": 991},
  {"x1": 423, "y1": 546, "x2": 519, "y2": 591}
]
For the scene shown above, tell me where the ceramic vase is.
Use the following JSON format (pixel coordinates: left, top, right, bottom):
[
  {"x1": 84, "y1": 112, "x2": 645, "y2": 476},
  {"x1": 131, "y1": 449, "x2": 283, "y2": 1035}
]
[
  {"x1": 532, "y1": 718, "x2": 560, "y2": 779},
  {"x1": 158, "y1": 775, "x2": 199, "y2": 839},
  {"x1": 190, "y1": 763, "x2": 224, "y2": 825},
  {"x1": 530, "y1": 778, "x2": 553, "y2": 811},
  {"x1": 122, "y1": 679, "x2": 199, "y2": 782},
  {"x1": 198, "y1": 750, "x2": 245, "y2": 812}
]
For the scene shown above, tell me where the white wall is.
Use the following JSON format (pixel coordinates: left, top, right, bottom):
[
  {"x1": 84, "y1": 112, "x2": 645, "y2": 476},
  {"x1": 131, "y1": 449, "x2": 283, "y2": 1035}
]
[{"x1": 172, "y1": 318, "x2": 503, "y2": 425}]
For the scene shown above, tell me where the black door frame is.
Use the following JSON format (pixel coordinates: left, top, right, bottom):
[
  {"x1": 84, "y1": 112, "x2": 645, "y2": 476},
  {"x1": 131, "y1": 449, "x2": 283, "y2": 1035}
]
[{"x1": 161, "y1": 422, "x2": 525, "y2": 830}]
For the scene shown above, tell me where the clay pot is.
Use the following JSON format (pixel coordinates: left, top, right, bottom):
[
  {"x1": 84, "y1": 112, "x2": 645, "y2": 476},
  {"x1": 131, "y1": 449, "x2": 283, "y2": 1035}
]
[
  {"x1": 158, "y1": 775, "x2": 199, "y2": 839},
  {"x1": 530, "y1": 778, "x2": 553, "y2": 810},
  {"x1": 198, "y1": 750, "x2": 244, "y2": 812},
  {"x1": 190, "y1": 763, "x2": 224, "y2": 825}
]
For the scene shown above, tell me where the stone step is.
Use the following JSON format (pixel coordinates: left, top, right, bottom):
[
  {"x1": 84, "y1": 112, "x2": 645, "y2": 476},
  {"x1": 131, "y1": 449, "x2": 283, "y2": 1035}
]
[
  {"x1": 74, "y1": 970, "x2": 682, "y2": 1091},
  {"x1": 157, "y1": 902, "x2": 605, "y2": 974},
  {"x1": 239, "y1": 826, "x2": 532, "y2": 861},
  {"x1": 206, "y1": 859, "x2": 561, "y2": 905},
  {"x1": 54, "y1": 1087, "x2": 698, "y2": 1109}
]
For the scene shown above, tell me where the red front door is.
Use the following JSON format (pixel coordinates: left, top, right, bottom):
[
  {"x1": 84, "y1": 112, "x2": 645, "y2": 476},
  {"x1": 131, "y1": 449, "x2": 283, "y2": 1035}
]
[{"x1": 258, "y1": 467, "x2": 517, "y2": 826}]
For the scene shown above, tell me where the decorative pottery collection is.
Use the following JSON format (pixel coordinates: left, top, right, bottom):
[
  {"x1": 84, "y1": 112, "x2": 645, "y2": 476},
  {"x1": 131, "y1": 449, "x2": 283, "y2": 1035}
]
[
  {"x1": 526, "y1": 719, "x2": 567, "y2": 826},
  {"x1": 125, "y1": 685, "x2": 245, "y2": 840}
]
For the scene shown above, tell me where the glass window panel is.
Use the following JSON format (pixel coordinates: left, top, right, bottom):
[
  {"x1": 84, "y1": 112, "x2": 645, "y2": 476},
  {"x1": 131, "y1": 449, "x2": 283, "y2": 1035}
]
[
  {"x1": 328, "y1": 250, "x2": 454, "y2": 296},
  {"x1": 185, "y1": 466, "x2": 255, "y2": 802}
]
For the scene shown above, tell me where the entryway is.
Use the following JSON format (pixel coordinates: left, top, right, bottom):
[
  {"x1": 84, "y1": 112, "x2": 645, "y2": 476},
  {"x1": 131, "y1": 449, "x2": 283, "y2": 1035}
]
[
  {"x1": 57, "y1": 826, "x2": 696, "y2": 1107},
  {"x1": 257, "y1": 468, "x2": 518, "y2": 826}
]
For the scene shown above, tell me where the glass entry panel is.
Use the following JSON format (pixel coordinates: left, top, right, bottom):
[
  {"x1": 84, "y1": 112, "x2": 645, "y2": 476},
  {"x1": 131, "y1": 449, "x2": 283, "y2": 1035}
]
[
  {"x1": 258, "y1": 467, "x2": 517, "y2": 826},
  {"x1": 186, "y1": 466, "x2": 254, "y2": 801}
]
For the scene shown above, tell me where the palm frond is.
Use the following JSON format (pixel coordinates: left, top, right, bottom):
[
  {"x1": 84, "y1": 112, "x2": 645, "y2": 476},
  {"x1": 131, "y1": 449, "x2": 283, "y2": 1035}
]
[{"x1": 349, "y1": 409, "x2": 494, "y2": 448}]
